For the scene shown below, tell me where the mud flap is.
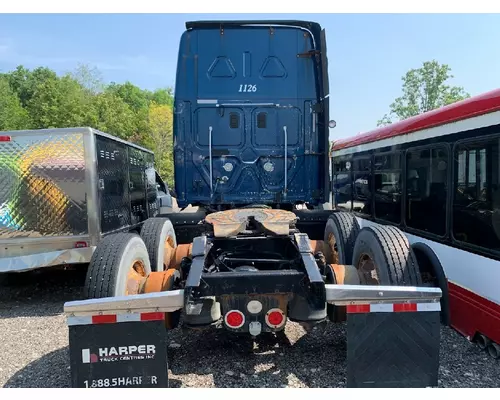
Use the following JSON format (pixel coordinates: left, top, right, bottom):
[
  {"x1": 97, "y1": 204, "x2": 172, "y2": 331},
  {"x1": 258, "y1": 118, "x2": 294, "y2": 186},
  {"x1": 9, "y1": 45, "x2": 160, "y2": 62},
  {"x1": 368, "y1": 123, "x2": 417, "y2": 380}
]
[
  {"x1": 346, "y1": 302, "x2": 440, "y2": 388},
  {"x1": 67, "y1": 312, "x2": 169, "y2": 388}
]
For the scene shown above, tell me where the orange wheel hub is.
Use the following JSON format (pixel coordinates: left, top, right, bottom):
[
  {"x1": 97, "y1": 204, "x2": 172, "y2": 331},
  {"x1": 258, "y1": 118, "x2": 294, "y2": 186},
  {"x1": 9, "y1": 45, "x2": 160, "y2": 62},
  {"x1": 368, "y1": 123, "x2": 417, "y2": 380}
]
[
  {"x1": 125, "y1": 260, "x2": 148, "y2": 296},
  {"x1": 141, "y1": 269, "x2": 180, "y2": 330},
  {"x1": 163, "y1": 235, "x2": 176, "y2": 270}
]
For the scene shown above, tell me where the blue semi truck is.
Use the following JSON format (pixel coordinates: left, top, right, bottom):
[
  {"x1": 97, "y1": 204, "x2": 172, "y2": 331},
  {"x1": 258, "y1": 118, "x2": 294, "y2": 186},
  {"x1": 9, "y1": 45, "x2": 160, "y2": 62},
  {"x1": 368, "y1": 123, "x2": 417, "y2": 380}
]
[{"x1": 63, "y1": 20, "x2": 442, "y2": 388}]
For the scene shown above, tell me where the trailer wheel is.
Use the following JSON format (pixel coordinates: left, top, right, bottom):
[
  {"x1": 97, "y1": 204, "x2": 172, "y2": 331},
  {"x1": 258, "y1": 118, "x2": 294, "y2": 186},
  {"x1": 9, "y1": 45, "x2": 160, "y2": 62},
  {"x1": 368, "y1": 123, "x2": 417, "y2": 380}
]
[
  {"x1": 323, "y1": 212, "x2": 360, "y2": 265},
  {"x1": 140, "y1": 217, "x2": 177, "y2": 272},
  {"x1": 84, "y1": 233, "x2": 151, "y2": 298},
  {"x1": 352, "y1": 225, "x2": 422, "y2": 286}
]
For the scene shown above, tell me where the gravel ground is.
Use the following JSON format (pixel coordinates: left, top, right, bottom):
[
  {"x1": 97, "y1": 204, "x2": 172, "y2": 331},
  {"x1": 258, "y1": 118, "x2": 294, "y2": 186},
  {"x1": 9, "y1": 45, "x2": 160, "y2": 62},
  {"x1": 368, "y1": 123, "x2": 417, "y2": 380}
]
[{"x1": 1, "y1": 267, "x2": 499, "y2": 388}]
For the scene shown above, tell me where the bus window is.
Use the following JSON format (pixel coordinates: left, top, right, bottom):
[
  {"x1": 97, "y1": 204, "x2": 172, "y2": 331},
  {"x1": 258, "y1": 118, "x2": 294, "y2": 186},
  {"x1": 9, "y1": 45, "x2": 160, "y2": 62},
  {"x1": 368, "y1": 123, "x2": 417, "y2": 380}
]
[
  {"x1": 332, "y1": 159, "x2": 352, "y2": 211},
  {"x1": 352, "y1": 156, "x2": 372, "y2": 216},
  {"x1": 374, "y1": 153, "x2": 401, "y2": 224},
  {"x1": 453, "y1": 137, "x2": 500, "y2": 252},
  {"x1": 405, "y1": 146, "x2": 448, "y2": 236}
]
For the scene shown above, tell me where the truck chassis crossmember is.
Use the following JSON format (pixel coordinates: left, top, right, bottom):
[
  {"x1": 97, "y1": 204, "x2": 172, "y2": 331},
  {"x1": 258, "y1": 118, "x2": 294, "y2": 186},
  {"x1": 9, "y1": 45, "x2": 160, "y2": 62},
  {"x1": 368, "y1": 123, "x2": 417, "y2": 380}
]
[{"x1": 182, "y1": 232, "x2": 327, "y2": 333}]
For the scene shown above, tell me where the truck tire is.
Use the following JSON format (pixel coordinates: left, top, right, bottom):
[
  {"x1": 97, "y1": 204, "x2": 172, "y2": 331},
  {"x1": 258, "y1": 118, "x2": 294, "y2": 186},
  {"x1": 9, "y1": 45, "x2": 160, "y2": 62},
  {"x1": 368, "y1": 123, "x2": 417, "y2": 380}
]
[
  {"x1": 140, "y1": 217, "x2": 177, "y2": 272},
  {"x1": 352, "y1": 225, "x2": 422, "y2": 286},
  {"x1": 323, "y1": 212, "x2": 360, "y2": 265},
  {"x1": 84, "y1": 233, "x2": 151, "y2": 298}
]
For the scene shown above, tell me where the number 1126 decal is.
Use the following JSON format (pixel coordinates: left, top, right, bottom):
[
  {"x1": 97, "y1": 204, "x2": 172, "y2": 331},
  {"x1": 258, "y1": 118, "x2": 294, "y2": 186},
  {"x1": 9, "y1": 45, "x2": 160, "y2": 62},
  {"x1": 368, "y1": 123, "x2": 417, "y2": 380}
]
[{"x1": 239, "y1": 84, "x2": 257, "y2": 92}]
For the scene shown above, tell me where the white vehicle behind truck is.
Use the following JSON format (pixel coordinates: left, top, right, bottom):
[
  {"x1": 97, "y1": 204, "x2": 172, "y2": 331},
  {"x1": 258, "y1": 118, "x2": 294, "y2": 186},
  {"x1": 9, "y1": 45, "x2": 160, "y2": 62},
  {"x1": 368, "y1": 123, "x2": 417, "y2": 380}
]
[{"x1": 0, "y1": 127, "x2": 174, "y2": 274}]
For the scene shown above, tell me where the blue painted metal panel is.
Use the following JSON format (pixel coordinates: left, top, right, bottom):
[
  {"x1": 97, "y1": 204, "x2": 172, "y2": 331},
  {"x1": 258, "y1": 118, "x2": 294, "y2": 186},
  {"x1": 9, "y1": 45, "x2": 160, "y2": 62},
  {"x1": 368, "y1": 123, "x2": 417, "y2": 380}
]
[{"x1": 173, "y1": 20, "x2": 329, "y2": 208}]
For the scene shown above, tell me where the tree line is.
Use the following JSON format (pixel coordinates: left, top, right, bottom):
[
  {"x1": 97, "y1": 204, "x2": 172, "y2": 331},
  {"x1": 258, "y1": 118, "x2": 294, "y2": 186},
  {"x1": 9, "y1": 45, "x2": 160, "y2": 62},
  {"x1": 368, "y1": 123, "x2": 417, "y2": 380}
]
[{"x1": 0, "y1": 64, "x2": 175, "y2": 187}]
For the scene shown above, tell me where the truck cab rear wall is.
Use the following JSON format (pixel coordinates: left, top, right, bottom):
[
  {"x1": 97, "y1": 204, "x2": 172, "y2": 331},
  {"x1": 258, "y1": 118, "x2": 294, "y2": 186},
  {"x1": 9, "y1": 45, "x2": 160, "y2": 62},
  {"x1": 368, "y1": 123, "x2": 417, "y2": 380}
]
[{"x1": 173, "y1": 22, "x2": 330, "y2": 207}]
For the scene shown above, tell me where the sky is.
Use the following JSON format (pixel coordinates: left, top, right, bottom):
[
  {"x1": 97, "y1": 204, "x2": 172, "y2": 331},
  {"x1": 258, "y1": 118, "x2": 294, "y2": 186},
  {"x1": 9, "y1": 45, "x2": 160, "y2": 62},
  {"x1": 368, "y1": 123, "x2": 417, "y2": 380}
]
[{"x1": 0, "y1": 13, "x2": 499, "y2": 141}]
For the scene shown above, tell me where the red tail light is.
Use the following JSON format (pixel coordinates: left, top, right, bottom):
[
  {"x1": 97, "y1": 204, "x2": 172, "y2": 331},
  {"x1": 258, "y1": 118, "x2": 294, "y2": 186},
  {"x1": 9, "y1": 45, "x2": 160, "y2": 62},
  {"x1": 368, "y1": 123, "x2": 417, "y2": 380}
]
[
  {"x1": 224, "y1": 310, "x2": 245, "y2": 329},
  {"x1": 265, "y1": 308, "x2": 286, "y2": 329},
  {"x1": 74, "y1": 241, "x2": 88, "y2": 248},
  {"x1": 0, "y1": 136, "x2": 12, "y2": 142}
]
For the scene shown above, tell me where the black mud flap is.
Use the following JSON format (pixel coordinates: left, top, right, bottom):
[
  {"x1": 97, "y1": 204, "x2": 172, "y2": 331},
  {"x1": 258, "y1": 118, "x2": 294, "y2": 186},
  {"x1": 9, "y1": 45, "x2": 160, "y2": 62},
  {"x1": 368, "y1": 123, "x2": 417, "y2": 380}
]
[
  {"x1": 346, "y1": 303, "x2": 440, "y2": 388},
  {"x1": 67, "y1": 312, "x2": 169, "y2": 388}
]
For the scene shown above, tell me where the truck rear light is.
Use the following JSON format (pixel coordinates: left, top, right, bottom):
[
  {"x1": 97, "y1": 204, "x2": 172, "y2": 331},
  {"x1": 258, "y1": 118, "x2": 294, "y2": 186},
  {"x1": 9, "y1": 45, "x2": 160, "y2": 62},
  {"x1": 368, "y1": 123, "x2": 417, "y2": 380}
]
[
  {"x1": 246, "y1": 300, "x2": 263, "y2": 314},
  {"x1": 224, "y1": 310, "x2": 245, "y2": 329},
  {"x1": 74, "y1": 241, "x2": 88, "y2": 248},
  {"x1": 265, "y1": 308, "x2": 286, "y2": 329},
  {"x1": 0, "y1": 136, "x2": 11, "y2": 142}
]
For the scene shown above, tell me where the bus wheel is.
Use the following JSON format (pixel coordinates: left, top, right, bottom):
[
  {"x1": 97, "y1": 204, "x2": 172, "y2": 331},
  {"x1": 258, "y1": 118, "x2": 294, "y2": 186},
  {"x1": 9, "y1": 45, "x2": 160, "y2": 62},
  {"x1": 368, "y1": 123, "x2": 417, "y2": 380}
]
[
  {"x1": 83, "y1": 233, "x2": 151, "y2": 298},
  {"x1": 352, "y1": 225, "x2": 422, "y2": 286},
  {"x1": 323, "y1": 212, "x2": 360, "y2": 265},
  {"x1": 140, "y1": 217, "x2": 177, "y2": 272}
]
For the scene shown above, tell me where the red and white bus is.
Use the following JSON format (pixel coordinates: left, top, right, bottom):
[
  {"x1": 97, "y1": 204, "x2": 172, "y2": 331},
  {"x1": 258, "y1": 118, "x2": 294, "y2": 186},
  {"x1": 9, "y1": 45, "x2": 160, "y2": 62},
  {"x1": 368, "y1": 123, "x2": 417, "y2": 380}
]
[{"x1": 330, "y1": 88, "x2": 500, "y2": 358}]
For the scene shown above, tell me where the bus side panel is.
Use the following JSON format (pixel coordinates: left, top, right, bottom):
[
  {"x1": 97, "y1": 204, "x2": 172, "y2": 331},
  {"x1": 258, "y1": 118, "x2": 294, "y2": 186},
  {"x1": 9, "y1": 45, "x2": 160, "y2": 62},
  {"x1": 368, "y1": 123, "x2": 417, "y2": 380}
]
[{"x1": 448, "y1": 282, "x2": 500, "y2": 344}]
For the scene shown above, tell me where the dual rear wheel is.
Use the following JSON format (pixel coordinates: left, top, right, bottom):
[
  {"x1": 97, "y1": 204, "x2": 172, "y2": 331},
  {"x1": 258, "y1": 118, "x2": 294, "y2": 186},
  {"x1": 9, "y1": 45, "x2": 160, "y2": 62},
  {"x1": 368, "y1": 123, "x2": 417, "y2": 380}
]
[
  {"x1": 323, "y1": 212, "x2": 426, "y2": 323},
  {"x1": 323, "y1": 212, "x2": 422, "y2": 286},
  {"x1": 83, "y1": 217, "x2": 181, "y2": 329}
]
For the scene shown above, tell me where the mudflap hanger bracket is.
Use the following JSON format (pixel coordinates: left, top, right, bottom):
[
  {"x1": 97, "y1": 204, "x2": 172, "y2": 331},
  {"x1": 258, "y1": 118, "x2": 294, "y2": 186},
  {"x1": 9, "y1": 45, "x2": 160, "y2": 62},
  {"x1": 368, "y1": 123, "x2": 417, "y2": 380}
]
[{"x1": 64, "y1": 285, "x2": 442, "y2": 388}]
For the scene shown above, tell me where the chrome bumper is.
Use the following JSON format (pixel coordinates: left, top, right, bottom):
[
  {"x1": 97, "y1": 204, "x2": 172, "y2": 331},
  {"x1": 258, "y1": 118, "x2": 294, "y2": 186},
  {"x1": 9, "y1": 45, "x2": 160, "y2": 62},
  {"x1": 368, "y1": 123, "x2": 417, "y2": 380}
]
[{"x1": 64, "y1": 284, "x2": 442, "y2": 316}]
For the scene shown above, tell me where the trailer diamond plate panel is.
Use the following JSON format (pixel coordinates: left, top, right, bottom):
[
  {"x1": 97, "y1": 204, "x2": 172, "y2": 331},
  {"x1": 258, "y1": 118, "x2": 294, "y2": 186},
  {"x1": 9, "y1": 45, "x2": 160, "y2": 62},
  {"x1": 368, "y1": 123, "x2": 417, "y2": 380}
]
[
  {"x1": 346, "y1": 310, "x2": 440, "y2": 388},
  {"x1": 0, "y1": 132, "x2": 88, "y2": 238}
]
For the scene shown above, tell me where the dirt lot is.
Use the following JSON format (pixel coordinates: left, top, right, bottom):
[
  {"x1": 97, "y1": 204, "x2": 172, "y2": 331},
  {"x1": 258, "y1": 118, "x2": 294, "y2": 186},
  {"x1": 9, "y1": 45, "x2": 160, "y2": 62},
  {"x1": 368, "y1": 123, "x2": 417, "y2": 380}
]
[{"x1": 0, "y1": 267, "x2": 499, "y2": 388}]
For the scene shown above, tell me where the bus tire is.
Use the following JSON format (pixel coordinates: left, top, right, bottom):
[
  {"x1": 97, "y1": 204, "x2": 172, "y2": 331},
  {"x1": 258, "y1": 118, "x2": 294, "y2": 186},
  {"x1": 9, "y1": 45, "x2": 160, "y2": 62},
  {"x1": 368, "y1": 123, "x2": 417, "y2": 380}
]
[
  {"x1": 140, "y1": 217, "x2": 177, "y2": 272},
  {"x1": 411, "y1": 242, "x2": 450, "y2": 325},
  {"x1": 323, "y1": 212, "x2": 360, "y2": 265},
  {"x1": 83, "y1": 233, "x2": 151, "y2": 298},
  {"x1": 352, "y1": 225, "x2": 422, "y2": 286}
]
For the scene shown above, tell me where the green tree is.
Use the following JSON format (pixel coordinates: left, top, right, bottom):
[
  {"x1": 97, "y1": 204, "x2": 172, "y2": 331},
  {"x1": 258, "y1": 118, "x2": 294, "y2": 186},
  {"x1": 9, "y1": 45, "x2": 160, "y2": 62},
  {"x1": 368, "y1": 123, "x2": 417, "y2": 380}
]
[
  {"x1": 150, "y1": 88, "x2": 174, "y2": 107},
  {"x1": 0, "y1": 77, "x2": 31, "y2": 130},
  {"x1": 106, "y1": 81, "x2": 150, "y2": 112},
  {"x1": 144, "y1": 102, "x2": 174, "y2": 186},
  {"x1": 377, "y1": 60, "x2": 470, "y2": 126},
  {"x1": 89, "y1": 92, "x2": 138, "y2": 139},
  {"x1": 4, "y1": 65, "x2": 58, "y2": 108},
  {"x1": 26, "y1": 74, "x2": 93, "y2": 129},
  {"x1": 106, "y1": 81, "x2": 154, "y2": 134},
  {"x1": 70, "y1": 63, "x2": 105, "y2": 95}
]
